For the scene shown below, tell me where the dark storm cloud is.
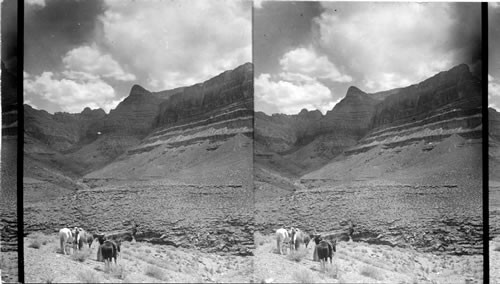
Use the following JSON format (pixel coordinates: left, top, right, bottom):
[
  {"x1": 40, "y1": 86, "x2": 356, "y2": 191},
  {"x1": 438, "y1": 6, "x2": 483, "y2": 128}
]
[
  {"x1": 2, "y1": 0, "x2": 18, "y2": 71},
  {"x1": 254, "y1": 1, "x2": 323, "y2": 76},
  {"x1": 448, "y1": 3, "x2": 482, "y2": 65},
  {"x1": 24, "y1": 0, "x2": 105, "y2": 74}
]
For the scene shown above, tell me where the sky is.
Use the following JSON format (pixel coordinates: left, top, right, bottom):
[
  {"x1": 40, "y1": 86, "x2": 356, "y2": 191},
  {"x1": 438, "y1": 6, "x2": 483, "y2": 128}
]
[
  {"x1": 490, "y1": 3, "x2": 500, "y2": 111},
  {"x1": 24, "y1": 0, "x2": 251, "y2": 114},
  {"x1": 255, "y1": 2, "x2": 482, "y2": 115}
]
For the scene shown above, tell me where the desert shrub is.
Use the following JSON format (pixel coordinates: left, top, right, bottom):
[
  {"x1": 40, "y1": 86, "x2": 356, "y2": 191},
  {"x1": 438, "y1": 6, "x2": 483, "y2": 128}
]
[
  {"x1": 108, "y1": 265, "x2": 127, "y2": 279},
  {"x1": 323, "y1": 264, "x2": 338, "y2": 279},
  {"x1": 42, "y1": 274, "x2": 55, "y2": 284},
  {"x1": 71, "y1": 250, "x2": 89, "y2": 262},
  {"x1": 360, "y1": 265, "x2": 384, "y2": 281},
  {"x1": 495, "y1": 244, "x2": 500, "y2": 252},
  {"x1": 29, "y1": 240, "x2": 41, "y2": 249},
  {"x1": 144, "y1": 265, "x2": 165, "y2": 280},
  {"x1": 77, "y1": 270, "x2": 101, "y2": 283},
  {"x1": 254, "y1": 232, "x2": 267, "y2": 246},
  {"x1": 287, "y1": 248, "x2": 308, "y2": 262},
  {"x1": 292, "y1": 268, "x2": 315, "y2": 283}
]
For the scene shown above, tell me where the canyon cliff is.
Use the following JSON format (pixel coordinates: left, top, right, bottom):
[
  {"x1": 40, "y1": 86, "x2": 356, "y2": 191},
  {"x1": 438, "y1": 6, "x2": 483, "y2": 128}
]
[
  {"x1": 256, "y1": 64, "x2": 482, "y2": 185},
  {"x1": 24, "y1": 63, "x2": 254, "y2": 190}
]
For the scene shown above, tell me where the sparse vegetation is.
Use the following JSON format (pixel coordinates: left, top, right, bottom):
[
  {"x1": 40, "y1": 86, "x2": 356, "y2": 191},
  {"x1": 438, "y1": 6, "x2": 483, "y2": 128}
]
[
  {"x1": 494, "y1": 243, "x2": 500, "y2": 252},
  {"x1": 287, "y1": 248, "x2": 308, "y2": 262},
  {"x1": 323, "y1": 264, "x2": 338, "y2": 279},
  {"x1": 77, "y1": 270, "x2": 101, "y2": 283},
  {"x1": 29, "y1": 240, "x2": 42, "y2": 249},
  {"x1": 108, "y1": 265, "x2": 128, "y2": 280},
  {"x1": 42, "y1": 274, "x2": 55, "y2": 284},
  {"x1": 144, "y1": 265, "x2": 165, "y2": 280},
  {"x1": 360, "y1": 265, "x2": 385, "y2": 281},
  {"x1": 292, "y1": 268, "x2": 315, "y2": 283},
  {"x1": 71, "y1": 250, "x2": 89, "y2": 262}
]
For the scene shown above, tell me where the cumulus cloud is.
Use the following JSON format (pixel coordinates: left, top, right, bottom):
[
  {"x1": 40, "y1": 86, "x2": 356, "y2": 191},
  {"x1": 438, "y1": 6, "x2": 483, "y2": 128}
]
[
  {"x1": 315, "y1": 2, "x2": 460, "y2": 92},
  {"x1": 255, "y1": 46, "x2": 345, "y2": 115},
  {"x1": 24, "y1": 72, "x2": 118, "y2": 113},
  {"x1": 490, "y1": 2, "x2": 500, "y2": 9},
  {"x1": 255, "y1": 73, "x2": 336, "y2": 115},
  {"x1": 254, "y1": 0, "x2": 264, "y2": 9},
  {"x1": 99, "y1": 0, "x2": 251, "y2": 90},
  {"x1": 26, "y1": 0, "x2": 45, "y2": 7},
  {"x1": 280, "y1": 47, "x2": 352, "y2": 83},
  {"x1": 62, "y1": 45, "x2": 136, "y2": 81}
]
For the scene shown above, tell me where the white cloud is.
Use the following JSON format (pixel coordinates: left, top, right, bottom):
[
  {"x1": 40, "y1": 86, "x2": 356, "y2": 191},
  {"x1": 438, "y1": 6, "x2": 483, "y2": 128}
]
[
  {"x1": 26, "y1": 0, "x2": 45, "y2": 7},
  {"x1": 62, "y1": 45, "x2": 136, "y2": 81},
  {"x1": 99, "y1": 0, "x2": 251, "y2": 90},
  {"x1": 279, "y1": 47, "x2": 352, "y2": 83},
  {"x1": 24, "y1": 72, "x2": 117, "y2": 113},
  {"x1": 490, "y1": 2, "x2": 500, "y2": 9},
  {"x1": 255, "y1": 73, "x2": 335, "y2": 115},
  {"x1": 316, "y1": 3, "x2": 456, "y2": 92},
  {"x1": 254, "y1": 0, "x2": 263, "y2": 9}
]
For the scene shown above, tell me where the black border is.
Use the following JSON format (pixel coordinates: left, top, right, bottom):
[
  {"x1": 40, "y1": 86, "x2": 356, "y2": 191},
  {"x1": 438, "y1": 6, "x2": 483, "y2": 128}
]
[
  {"x1": 17, "y1": 0, "x2": 24, "y2": 282},
  {"x1": 483, "y1": 2, "x2": 489, "y2": 282}
]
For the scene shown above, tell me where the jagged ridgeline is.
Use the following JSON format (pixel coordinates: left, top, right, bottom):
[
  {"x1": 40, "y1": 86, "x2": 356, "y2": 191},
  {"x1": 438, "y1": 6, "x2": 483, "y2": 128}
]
[{"x1": 24, "y1": 62, "x2": 254, "y2": 188}]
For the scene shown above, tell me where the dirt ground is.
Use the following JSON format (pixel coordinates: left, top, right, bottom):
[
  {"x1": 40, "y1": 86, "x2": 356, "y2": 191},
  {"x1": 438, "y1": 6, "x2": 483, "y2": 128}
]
[
  {"x1": 253, "y1": 233, "x2": 482, "y2": 284},
  {"x1": 24, "y1": 231, "x2": 482, "y2": 283},
  {"x1": 491, "y1": 239, "x2": 500, "y2": 283},
  {"x1": 24, "y1": 232, "x2": 253, "y2": 283}
]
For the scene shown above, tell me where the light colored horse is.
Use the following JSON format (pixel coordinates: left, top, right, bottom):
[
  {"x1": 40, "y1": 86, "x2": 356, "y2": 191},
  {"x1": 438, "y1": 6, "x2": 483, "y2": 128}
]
[
  {"x1": 74, "y1": 228, "x2": 94, "y2": 250},
  {"x1": 59, "y1": 228, "x2": 75, "y2": 255},
  {"x1": 290, "y1": 228, "x2": 312, "y2": 251},
  {"x1": 276, "y1": 228, "x2": 290, "y2": 255}
]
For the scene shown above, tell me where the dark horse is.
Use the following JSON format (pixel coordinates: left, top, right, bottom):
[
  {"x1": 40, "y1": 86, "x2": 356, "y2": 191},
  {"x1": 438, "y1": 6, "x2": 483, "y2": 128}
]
[
  {"x1": 314, "y1": 235, "x2": 336, "y2": 270},
  {"x1": 101, "y1": 239, "x2": 121, "y2": 268}
]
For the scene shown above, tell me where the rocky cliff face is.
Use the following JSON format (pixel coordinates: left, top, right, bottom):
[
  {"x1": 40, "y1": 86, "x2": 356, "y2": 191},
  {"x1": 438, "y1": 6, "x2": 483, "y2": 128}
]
[
  {"x1": 84, "y1": 64, "x2": 254, "y2": 186},
  {"x1": 254, "y1": 109, "x2": 322, "y2": 153},
  {"x1": 255, "y1": 85, "x2": 381, "y2": 174},
  {"x1": 257, "y1": 64, "x2": 482, "y2": 181},
  {"x1": 350, "y1": 64, "x2": 482, "y2": 154},
  {"x1": 25, "y1": 63, "x2": 253, "y2": 187}
]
